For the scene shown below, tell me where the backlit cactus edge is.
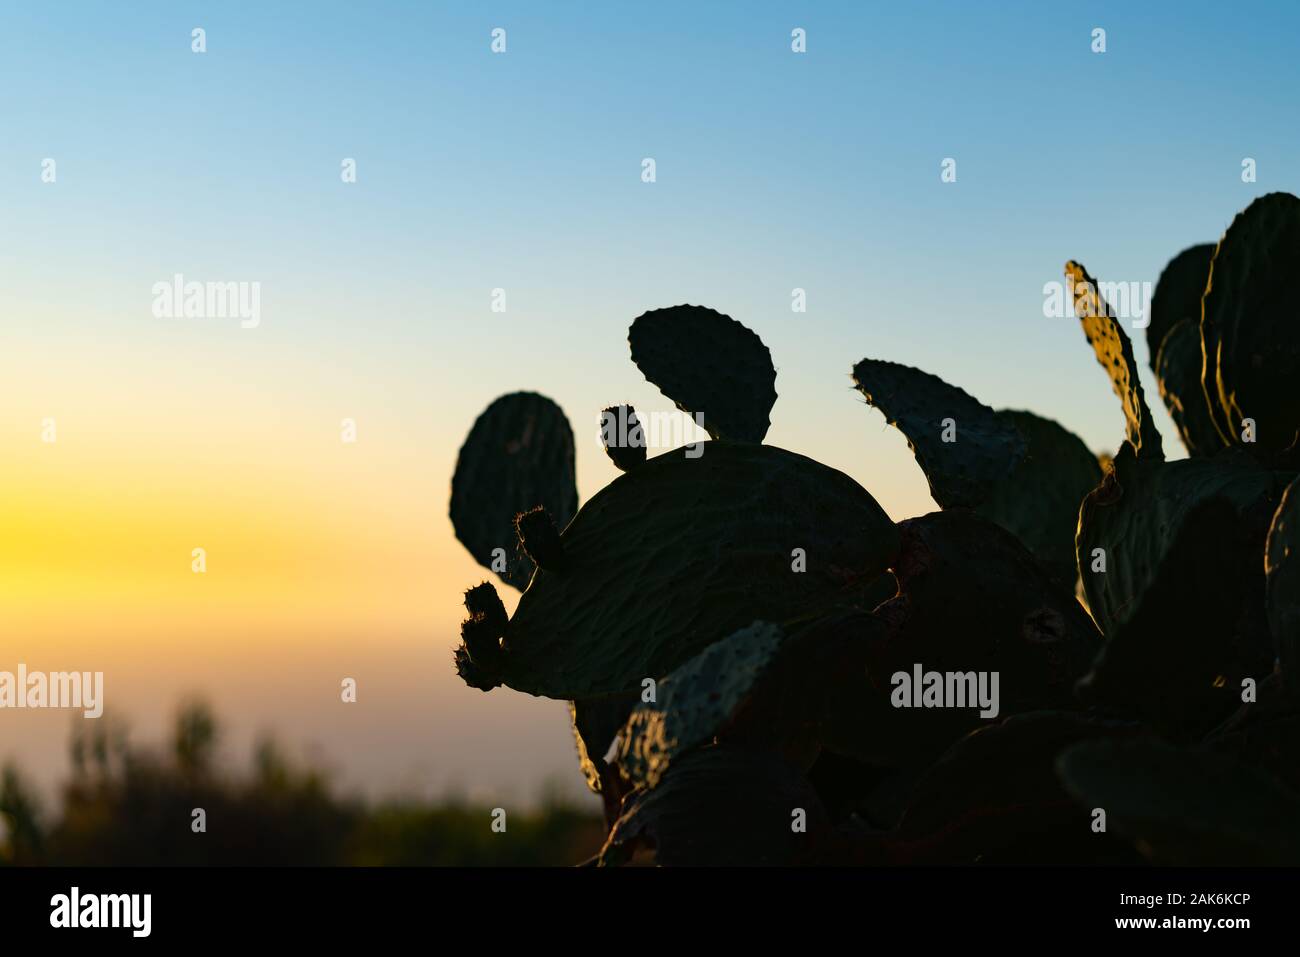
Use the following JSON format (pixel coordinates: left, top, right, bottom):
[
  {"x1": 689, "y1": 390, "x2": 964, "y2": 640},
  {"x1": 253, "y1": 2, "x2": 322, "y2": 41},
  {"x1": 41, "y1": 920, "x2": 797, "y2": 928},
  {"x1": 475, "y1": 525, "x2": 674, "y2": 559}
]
[{"x1": 447, "y1": 192, "x2": 1300, "y2": 866}]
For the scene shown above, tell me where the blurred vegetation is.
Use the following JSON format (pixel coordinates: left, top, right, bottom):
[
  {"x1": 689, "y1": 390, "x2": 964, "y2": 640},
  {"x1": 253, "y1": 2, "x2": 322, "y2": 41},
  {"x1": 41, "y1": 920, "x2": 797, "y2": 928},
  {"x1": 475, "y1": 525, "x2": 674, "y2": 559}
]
[{"x1": 0, "y1": 702, "x2": 605, "y2": 866}]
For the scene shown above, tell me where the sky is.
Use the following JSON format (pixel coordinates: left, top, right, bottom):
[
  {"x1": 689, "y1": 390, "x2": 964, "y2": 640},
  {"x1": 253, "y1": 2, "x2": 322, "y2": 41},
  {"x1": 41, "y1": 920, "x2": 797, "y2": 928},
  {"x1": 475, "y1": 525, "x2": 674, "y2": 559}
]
[{"x1": 2, "y1": 1, "x2": 1298, "y2": 807}]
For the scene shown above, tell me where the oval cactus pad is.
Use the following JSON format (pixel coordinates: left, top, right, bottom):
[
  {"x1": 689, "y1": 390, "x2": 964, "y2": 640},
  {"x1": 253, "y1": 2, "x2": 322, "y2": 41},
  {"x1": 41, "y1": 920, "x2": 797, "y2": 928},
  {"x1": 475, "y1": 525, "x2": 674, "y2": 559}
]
[
  {"x1": 1147, "y1": 243, "x2": 1215, "y2": 378},
  {"x1": 1201, "y1": 192, "x2": 1300, "y2": 453},
  {"x1": 629, "y1": 305, "x2": 778, "y2": 443},
  {"x1": 449, "y1": 392, "x2": 579, "y2": 591}
]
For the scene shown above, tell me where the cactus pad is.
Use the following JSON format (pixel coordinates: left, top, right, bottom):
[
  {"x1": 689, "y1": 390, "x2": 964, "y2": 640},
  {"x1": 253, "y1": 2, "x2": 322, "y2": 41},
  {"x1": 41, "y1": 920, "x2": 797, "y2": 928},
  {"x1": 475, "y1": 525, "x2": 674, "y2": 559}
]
[
  {"x1": 1201, "y1": 192, "x2": 1300, "y2": 453},
  {"x1": 1075, "y1": 444, "x2": 1286, "y2": 641},
  {"x1": 825, "y1": 511, "x2": 1101, "y2": 768},
  {"x1": 1065, "y1": 260, "x2": 1164, "y2": 460},
  {"x1": 599, "y1": 405, "x2": 647, "y2": 472},
  {"x1": 1154, "y1": 318, "x2": 1227, "y2": 457},
  {"x1": 598, "y1": 744, "x2": 832, "y2": 866},
  {"x1": 617, "y1": 621, "x2": 786, "y2": 789},
  {"x1": 569, "y1": 691, "x2": 638, "y2": 808},
  {"x1": 889, "y1": 712, "x2": 1143, "y2": 865},
  {"x1": 1147, "y1": 243, "x2": 1214, "y2": 377},
  {"x1": 628, "y1": 305, "x2": 778, "y2": 443},
  {"x1": 1076, "y1": 495, "x2": 1273, "y2": 737},
  {"x1": 488, "y1": 442, "x2": 900, "y2": 699},
  {"x1": 975, "y1": 409, "x2": 1102, "y2": 587},
  {"x1": 450, "y1": 392, "x2": 579, "y2": 591},
  {"x1": 851, "y1": 358, "x2": 1026, "y2": 509},
  {"x1": 1056, "y1": 737, "x2": 1300, "y2": 864}
]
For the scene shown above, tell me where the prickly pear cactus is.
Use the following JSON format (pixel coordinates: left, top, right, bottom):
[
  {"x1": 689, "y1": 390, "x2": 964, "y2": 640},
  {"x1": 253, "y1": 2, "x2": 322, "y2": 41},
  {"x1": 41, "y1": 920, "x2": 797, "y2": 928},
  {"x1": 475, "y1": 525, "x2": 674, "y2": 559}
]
[
  {"x1": 1147, "y1": 242, "x2": 1215, "y2": 380},
  {"x1": 1147, "y1": 244, "x2": 1222, "y2": 457},
  {"x1": 1075, "y1": 444, "x2": 1285, "y2": 642},
  {"x1": 1266, "y1": 477, "x2": 1300, "y2": 693},
  {"x1": 598, "y1": 744, "x2": 833, "y2": 866},
  {"x1": 448, "y1": 217, "x2": 1300, "y2": 865},
  {"x1": 569, "y1": 691, "x2": 639, "y2": 821},
  {"x1": 974, "y1": 409, "x2": 1102, "y2": 588},
  {"x1": 618, "y1": 621, "x2": 786, "y2": 789},
  {"x1": 824, "y1": 511, "x2": 1102, "y2": 769},
  {"x1": 888, "y1": 712, "x2": 1143, "y2": 865},
  {"x1": 1077, "y1": 495, "x2": 1273, "y2": 738},
  {"x1": 1056, "y1": 737, "x2": 1300, "y2": 865},
  {"x1": 449, "y1": 392, "x2": 579, "y2": 590},
  {"x1": 1065, "y1": 260, "x2": 1164, "y2": 460},
  {"x1": 629, "y1": 305, "x2": 778, "y2": 443},
  {"x1": 851, "y1": 358, "x2": 1026, "y2": 508},
  {"x1": 599, "y1": 405, "x2": 646, "y2": 472},
  {"x1": 1201, "y1": 192, "x2": 1300, "y2": 454},
  {"x1": 463, "y1": 441, "x2": 899, "y2": 699},
  {"x1": 1154, "y1": 318, "x2": 1225, "y2": 458}
]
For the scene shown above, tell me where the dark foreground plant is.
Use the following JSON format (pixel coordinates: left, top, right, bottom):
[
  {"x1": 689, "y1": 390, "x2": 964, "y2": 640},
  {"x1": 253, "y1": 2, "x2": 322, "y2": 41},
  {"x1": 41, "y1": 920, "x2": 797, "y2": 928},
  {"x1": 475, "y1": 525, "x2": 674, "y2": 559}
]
[{"x1": 450, "y1": 193, "x2": 1300, "y2": 866}]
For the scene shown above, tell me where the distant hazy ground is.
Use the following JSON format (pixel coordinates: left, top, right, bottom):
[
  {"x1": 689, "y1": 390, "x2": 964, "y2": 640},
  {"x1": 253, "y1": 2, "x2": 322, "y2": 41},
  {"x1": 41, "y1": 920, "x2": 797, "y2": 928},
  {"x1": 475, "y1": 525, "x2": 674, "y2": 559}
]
[{"x1": 1, "y1": 628, "x2": 596, "y2": 812}]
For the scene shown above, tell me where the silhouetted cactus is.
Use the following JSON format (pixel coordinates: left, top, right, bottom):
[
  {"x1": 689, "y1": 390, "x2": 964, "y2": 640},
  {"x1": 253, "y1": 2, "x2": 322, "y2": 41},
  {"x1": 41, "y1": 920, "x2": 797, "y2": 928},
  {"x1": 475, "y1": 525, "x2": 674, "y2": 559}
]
[
  {"x1": 447, "y1": 197, "x2": 1300, "y2": 865},
  {"x1": 513, "y1": 505, "x2": 566, "y2": 572},
  {"x1": 629, "y1": 305, "x2": 778, "y2": 442},
  {"x1": 450, "y1": 391, "x2": 579, "y2": 591},
  {"x1": 1154, "y1": 317, "x2": 1225, "y2": 457},
  {"x1": 489, "y1": 442, "x2": 898, "y2": 699},
  {"x1": 1148, "y1": 244, "x2": 1225, "y2": 457},
  {"x1": 1147, "y1": 243, "x2": 1215, "y2": 372},
  {"x1": 1066, "y1": 260, "x2": 1164, "y2": 459},
  {"x1": 851, "y1": 357, "x2": 1026, "y2": 508},
  {"x1": 1201, "y1": 192, "x2": 1300, "y2": 454},
  {"x1": 599, "y1": 405, "x2": 646, "y2": 472}
]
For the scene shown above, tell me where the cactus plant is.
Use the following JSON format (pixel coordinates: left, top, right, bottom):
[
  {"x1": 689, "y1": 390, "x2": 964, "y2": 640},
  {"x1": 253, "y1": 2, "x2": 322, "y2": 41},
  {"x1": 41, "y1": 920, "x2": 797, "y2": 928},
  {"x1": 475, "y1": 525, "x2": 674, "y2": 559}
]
[
  {"x1": 1076, "y1": 494, "x2": 1274, "y2": 738},
  {"x1": 460, "y1": 441, "x2": 898, "y2": 699},
  {"x1": 1074, "y1": 444, "x2": 1285, "y2": 642},
  {"x1": 618, "y1": 621, "x2": 788, "y2": 789},
  {"x1": 827, "y1": 510, "x2": 1101, "y2": 768},
  {"x1": 597, "y1": 744, "x2": 833, "y2": 866},
  {"x1": 448, "y1": 198, "x2": 1300, "y2": 865},
  {"x1": 974, "y1": 409, "x2": 1102, "y2": 588},
  {"x1": 1201, "y1": 192, "x2": 1300, "y2": 454},
  {"x1": 887, "y1": 711, "x2": 1144, "y2": 864},
  {"x1": 449, "y1": 392, "x2": 579, "y2": 591},
  {"x1": 851, "y1": 357, "x2": 1026, "y2": 508},
  {"x1": 1147, "y1": 242, "x2": 1215, "y2": 373},
  {"x1": 629, "y1": 305, "x2": 778, "y2": 443},
  {"x1": 1147, "y1": 244, "x2": 1225, "y2": 457},
  {"x1": 1056, "y1": 737, "x2": 1300, "y2": 865},
  {"x1": 1065, "y1": 260, "x2": 1164, "y2": 460},
  {"x1": 1154, "y1": 317, "x2": 1225, "y2": 457},
  {"x1": 599, "y1": 405, "x2": 646, "y2": 472}
]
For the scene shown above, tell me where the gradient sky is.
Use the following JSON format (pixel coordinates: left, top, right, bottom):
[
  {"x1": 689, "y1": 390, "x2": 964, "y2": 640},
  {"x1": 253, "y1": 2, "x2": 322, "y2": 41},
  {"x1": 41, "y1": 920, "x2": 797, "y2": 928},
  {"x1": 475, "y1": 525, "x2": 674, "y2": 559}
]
[{"x1": 3, "y1": 1, "x2": 1298, "y2": 806}]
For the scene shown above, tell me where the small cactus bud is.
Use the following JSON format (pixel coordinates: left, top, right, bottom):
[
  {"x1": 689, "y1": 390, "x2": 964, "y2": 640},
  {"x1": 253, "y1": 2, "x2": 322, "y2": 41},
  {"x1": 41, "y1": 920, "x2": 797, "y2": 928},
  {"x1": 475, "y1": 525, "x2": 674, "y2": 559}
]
[
  {"x1": 514, "y1": 505, "x2": 566, "y2": 571},
  {"x1": 601, "y1": 405, "x2": 647, "y2": 472},
  {"x1": 461, "y1": 614, "x2": 502, "y2": 668},
  {"x1": 454, "y1": 645, "x2": 501, "y2": 692},
  {"x1": 464, "y1": 581, "x2": 508, "y2": 635}
]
